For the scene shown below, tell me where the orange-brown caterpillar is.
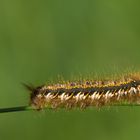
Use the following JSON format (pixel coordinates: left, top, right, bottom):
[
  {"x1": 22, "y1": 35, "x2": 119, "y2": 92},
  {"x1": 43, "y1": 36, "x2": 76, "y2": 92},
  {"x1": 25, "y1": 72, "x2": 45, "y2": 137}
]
[{"x1": 26, "y1": 73, "x2": 140, "y2": 110}]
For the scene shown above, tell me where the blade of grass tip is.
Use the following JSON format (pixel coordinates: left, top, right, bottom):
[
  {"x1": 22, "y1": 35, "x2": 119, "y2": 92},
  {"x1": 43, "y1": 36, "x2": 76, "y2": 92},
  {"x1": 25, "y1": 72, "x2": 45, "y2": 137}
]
[
  {"x1": 115, "y1": 103, "x2": 140, "y2": 106},
  {"x1": 0, "y1": 103, "x2": 139, "y2": 114}
]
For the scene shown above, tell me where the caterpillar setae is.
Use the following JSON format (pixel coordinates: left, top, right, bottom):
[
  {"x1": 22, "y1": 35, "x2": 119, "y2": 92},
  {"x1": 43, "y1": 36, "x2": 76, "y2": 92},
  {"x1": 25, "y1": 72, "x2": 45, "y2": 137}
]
[{"x1": 25, "y1": 73, "x2": 140, "y2": 110}]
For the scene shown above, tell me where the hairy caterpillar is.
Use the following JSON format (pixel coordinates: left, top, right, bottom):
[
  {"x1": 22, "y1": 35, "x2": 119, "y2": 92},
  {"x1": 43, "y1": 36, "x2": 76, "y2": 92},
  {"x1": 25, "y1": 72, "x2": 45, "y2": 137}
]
[{"x1": 25, "y1": 73, "x2": 140, "y2": 110}]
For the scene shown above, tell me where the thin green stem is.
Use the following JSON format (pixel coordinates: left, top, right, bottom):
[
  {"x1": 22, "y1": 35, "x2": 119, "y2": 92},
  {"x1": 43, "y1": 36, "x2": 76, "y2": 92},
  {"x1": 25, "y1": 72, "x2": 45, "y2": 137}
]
[
  {"x1": 0, "y1": 103, "x2": 139, "y2": 113},
  {"x1": 0, "y1": 106, "x2": 31, "y2": 113}
]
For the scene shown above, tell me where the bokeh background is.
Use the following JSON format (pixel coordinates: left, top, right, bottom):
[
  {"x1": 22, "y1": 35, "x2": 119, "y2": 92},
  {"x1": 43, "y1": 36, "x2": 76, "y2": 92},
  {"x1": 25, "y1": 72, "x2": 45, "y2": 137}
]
[{"x1": 0, "y1": 0, "x2": 140, "y2": 140}]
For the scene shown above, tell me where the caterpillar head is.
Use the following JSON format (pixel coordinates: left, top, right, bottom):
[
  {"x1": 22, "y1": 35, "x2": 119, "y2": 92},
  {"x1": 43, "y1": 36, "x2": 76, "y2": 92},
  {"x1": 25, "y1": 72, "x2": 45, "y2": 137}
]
[{"x1": 23, "y1": 83, "x2": 45, "y2": 110}]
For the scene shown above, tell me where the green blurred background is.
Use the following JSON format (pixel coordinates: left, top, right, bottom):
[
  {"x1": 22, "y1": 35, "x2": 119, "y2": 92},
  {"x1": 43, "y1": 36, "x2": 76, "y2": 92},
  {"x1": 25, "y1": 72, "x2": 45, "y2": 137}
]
[{"x1": 0, "y1": 0, "x2": 140, "y2": 140}]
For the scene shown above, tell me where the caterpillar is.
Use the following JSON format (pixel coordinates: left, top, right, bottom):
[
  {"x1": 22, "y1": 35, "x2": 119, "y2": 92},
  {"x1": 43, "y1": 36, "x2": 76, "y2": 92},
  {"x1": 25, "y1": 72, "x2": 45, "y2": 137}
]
[{"x1": 25, "y1": 73, "x2": 140, "y2": 110}]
